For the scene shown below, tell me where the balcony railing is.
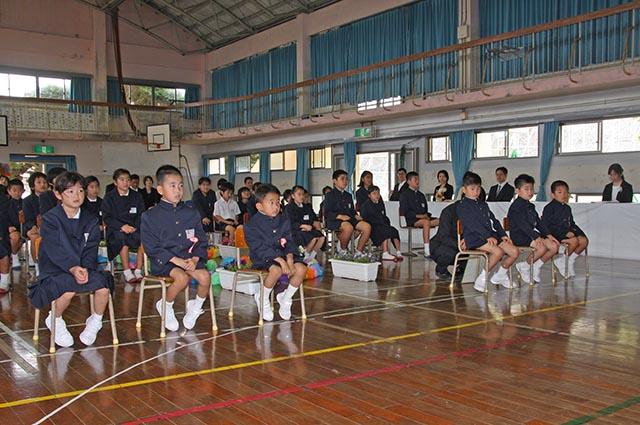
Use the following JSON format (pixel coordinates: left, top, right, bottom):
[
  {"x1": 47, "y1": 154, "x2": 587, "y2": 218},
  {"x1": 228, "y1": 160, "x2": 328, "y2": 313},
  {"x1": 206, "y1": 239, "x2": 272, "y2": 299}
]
[{"x1": 1, "y1": 1, "x2": 638, "y2": 140}]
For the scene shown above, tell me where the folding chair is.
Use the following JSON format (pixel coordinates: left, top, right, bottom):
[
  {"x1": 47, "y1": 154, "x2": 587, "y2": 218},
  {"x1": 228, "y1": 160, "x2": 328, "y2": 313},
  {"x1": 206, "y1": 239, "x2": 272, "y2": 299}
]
[
  {"x1": 552, "y1": 244, "x2": 590, "y2": 283},
  {"x1": 503, "y1": 217, "x2": 535, "y2": 286},
  {"x1": 399, "y1": 211, "x2": 419, "y2": 257},
  {"x1": 449, "y1": 220, "x2": 490, "y2": 293},
  {"x1": 135, "y1": 245, "x2": 218, "y2": 338},
  {"x1": 32, "y1": 237, "x2": 118, "y2": 353},
  {"x1": 227, "y1": 269, "x2": 307, "y2": 326}
]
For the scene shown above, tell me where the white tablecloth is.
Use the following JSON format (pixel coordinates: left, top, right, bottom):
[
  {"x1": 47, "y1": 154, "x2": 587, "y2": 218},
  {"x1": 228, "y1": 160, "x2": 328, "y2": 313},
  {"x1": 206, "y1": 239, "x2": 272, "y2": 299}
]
[{"x1": 386, "y1": 201, "x2": 640, "y2": 260}]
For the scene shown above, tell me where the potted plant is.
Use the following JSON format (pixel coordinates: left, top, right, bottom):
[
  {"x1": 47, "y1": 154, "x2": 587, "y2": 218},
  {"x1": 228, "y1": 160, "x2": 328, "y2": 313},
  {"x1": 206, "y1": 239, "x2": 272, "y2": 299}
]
[
  {"x1": 216, "y1": 256, "x2": 260, "y2": 294},
  {"x1": 329, "y1": 251, "x2": 381, "y2": 281}
]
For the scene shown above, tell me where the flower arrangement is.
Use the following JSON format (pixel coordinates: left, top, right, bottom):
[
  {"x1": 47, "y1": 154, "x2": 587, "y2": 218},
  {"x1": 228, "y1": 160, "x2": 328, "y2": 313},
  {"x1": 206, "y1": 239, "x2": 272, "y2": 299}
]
[
  {"x1": 333, "y1": 250, "x2": 379, "y2": 263},
  {"x1": 221, "y1": 255, "x2": 253, "y2": 271}
]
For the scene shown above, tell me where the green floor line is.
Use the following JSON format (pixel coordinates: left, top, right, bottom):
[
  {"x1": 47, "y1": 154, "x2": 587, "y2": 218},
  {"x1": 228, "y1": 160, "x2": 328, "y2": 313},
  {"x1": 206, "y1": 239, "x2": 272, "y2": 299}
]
[{"x1": 562, "y1": 396, "x2": 640, "y2": 425}]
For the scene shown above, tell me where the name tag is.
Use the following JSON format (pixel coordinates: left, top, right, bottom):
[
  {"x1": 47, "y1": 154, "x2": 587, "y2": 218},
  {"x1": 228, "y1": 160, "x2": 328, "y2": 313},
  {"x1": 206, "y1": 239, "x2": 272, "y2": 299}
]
[
  {"x1": 129, "y1": 207, "x2": 137, "y2": 214},
  {"x1": 186, "y1": 228, "x2": 195, "y2": 239},
  {"x1": 84, "y1": 232, "x2": 90, "y2": 242},
  {"x1": 348, "y1": 203, "x2": 351, "y2": 208},
  {"x1": 303, "y1": 214, "x2": 310, "y2": 220}
]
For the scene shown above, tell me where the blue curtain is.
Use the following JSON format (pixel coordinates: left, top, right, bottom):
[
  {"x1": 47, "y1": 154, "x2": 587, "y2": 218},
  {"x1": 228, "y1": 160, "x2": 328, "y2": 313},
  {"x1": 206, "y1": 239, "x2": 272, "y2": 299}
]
[
  {"x1": 537, "y1": 121, "x2": 559, "y2": 201},
  {"x1": 64, "y1": 156, "x2": 77, "y2": 172},
  {"x1": 343, "y1": 141, "x2": 357, "y2": 194},
  {"x1": 479, "y1": 0, "x2": 638, "y2": 82},
  {"x1": 212, "y1": 43, "x2": 296, "y2": 130},
  {"x1": 259, "y1": 151, "x2": 271, "y2": 183},
  {"x1": 449, "y1": 130, "x2": 475, "y2": 196},
  {"x1": 69, "y1": 77, "x2": 93, "y2": 113},
  {"x1": 184, "y1": 86, "x2": 200, "y2": 120},
  {"x1": 311, "y1": 0, "x2": 458, "y2": 108},
  {"x1": 227, "y1": 154, "x2": 236, "y2": 188},
  {"x1": 295, "y1": 147, "x2": 309, "y2": 190},
  {"x1": 107, "y1": 79, "x2": 124, "y2": 116}
]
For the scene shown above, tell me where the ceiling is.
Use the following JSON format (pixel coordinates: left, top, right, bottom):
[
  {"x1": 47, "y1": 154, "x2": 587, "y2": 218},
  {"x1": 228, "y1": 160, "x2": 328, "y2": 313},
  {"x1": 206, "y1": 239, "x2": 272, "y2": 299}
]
[{"x1": 76, "y1": 0, "x2": 340, "y2": 55}]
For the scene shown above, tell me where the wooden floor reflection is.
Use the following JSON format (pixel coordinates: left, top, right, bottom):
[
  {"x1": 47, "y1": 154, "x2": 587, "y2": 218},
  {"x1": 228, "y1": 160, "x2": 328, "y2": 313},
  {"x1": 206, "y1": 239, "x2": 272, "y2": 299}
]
[{"x1": 1, "y1": 256, "x2": 640, "y2": 424}]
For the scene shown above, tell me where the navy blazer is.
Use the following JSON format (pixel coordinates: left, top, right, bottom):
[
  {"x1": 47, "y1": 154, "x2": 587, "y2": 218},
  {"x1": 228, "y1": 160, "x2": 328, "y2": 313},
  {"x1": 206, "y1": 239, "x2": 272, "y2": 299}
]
[
  {"x1": 0, "y1": 194, "x2": 9, "y2": 251},
  {"x1": 285, "y1": 201, "x2": 319, "y2": 229},
  {"x1": 399, "y1": 188, "x2": 430, "y2": 224},
  {"x1": 245, "y1": 212, "x2": 300, "y2": 265},
  {"x1": 39, "y1": 190, "x2": 58, "y2": 216},
  {"x1": 602, "y1": 181, "x2": 634, "y2": 203},
  {"x1": 430, "y1": 201, "x2": 460, "y2": 251},
  {"x1": 355, "y1": 186, "x2": 370, "y2": 210},
  {"x1": 8, "y1": 198, "x2": 22, "y2": 230},
  {"x1": 141, "y1": 200, "x2": 207, "y2": 275},
  {"x1": 507, "y1": 197, "x2": 548, "y2": 245},
  {"x1": 324, "y1": 188, "x2": 356, "y2": 221},
  {"x1": 22, "y1": 193, "x2": 40, "y2": 235},
  {"x1": 102, "y1": 189, "x2": 145, "y2": 235},
  {"x1": 487, "y1": 183, "x2": 515, "y2": 202},
  {"x1": 191, "y1": 189, "x2": 216, "y2": 220},
  {"x1": 38, "y1": 206, "x2": 101, "y2": 280},
  {"x1": 359, "y1": 199, "x2": 390, "y2": 226},
  {"x1": 542, "y1": 199, "x2": 585, "y2": 239},
  {"x1": 82, "y1": 197, "x2": 103, "y2": 220},
  {"x1": 457, "y1": 197, "x2": 506, "y2": 250},
  {"x1": 389, "y1": 181, "x2": 409, "y2": 201}
]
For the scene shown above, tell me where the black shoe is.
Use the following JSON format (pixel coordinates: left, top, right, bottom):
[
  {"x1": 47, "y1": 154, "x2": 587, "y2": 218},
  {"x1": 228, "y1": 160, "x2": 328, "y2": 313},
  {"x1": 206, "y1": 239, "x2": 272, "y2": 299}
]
[{"x1": 436, "y1": 269, "x2": 452, "y2": 279}]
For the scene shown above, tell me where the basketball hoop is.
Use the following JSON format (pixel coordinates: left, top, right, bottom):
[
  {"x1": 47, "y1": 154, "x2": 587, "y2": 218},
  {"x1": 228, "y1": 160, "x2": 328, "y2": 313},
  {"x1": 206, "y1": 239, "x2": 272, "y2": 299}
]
[{"x1": 152, "y1": 143, "x2": 162, "y2": 151}]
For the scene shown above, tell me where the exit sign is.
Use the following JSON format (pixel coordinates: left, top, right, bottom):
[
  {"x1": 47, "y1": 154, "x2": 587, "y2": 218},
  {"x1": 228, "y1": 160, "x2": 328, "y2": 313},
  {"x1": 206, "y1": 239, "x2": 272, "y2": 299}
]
[
  {"x1": 355, "y1": 127, "x2": 375, "y2": 138},
  {"x1": 34, "y1": 145, "x2": 54, "y2": 154}
]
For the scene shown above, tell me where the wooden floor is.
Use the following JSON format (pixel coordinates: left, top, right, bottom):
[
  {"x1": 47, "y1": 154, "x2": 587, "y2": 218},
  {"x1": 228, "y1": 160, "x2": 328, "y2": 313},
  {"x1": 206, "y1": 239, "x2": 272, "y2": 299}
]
[{"x1": 1, "y1": 255, "x2": 640, "y2": 424}]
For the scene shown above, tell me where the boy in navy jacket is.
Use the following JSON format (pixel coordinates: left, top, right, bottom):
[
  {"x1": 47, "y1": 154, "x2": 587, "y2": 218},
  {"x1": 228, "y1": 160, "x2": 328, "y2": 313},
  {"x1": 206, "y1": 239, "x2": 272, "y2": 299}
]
[
  {"x1": 191, "y1": 177, "x2": 216, "y2": 233},
  {"x1": 399, "y1": 171, "x2": 439, "y2": 257},
  {"x1": 23, "y1": 172, "x2": 48, "y2": 273},
  {"x1": 39, "y1": 167, "x2": 66, "y2": 216},
  {"x1": 507, "y1": 174, "x2": 559, "y2": 283},
  {"x1": 285, "y1": 185, "x2": 325, "y2": 261},
  {"x1": 0, "y1": 193, "x2": 10, "y2": 292},
  {"x1": 323, "y1": 169, "x2": 371, "y2": 255},
  {"x1": 6, "y1": 178, "x2": 25, "y2": 270},
  {"x1": 102, "y1": 168, "x2": 145, "y2": 283},
  {"x1": 542, "y1": 180, "x2": 589, "y2": 277},
  {"x1": 457, "y1": 172, "x2": 518, "y2": 292},
  {"x1": 245, "y1": 184, "x2": 306, "y2": 321},
  {"x1": 430, "y1": 200, "x2": 463, "y2": 278},
  {"x1": 29, "y1": 172, "x2": 114, "y2": 347},
  {"x1": 141, "y1": 165, "x2": 212, "y2": 332}
]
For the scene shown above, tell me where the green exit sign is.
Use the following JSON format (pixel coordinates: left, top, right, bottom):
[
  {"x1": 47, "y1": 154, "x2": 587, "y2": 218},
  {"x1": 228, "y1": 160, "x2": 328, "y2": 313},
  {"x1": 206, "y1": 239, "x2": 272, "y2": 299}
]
[
  {"x1": 34, "y1": 145, "x2": 54, "y2": 154},
  {"x1": 355, "y1": 127, "x2": 375, "y2": 138}
]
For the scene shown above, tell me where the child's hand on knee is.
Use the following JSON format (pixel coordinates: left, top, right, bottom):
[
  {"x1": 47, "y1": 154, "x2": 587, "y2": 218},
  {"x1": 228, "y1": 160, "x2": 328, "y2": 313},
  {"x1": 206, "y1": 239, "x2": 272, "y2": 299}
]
[
  {"x1": 487, "y1": 237, "x2": 498, "y2": 246},
  {"x1": 70, "y1": 266, "x2": 88, "y2": 284},
  {"x1": 501, "y1": 236, "x2": 512, "y2": 244}
]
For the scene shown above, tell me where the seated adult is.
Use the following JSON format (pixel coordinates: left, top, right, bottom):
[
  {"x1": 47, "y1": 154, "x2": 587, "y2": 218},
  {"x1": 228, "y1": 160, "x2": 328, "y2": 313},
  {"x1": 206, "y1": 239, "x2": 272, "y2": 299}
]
[
  {"x1": 487, "y1": 167, "x2": 514, "y2": 202},
  {"x1": 433, "y1": 169, "x2": 454, "y2": 202},
  {"x1": 430, "y1": 200, "x2": 465, "y2": 278},
  {"x1": 389, "y1": 168, "x2": 408, "y2": 201},
  {"x1": 602, "y1": 163, "x2": 634, "y2": 203}
]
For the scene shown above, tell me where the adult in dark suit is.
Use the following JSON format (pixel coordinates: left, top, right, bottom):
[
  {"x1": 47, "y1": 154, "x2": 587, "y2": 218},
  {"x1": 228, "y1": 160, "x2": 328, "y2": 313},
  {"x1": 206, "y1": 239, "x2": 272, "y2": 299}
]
[
  {"x1": 389, "y1": 168, "x2": 408, "y2": 201},
  {"x1": 487, "y1": 167, "x2": 515, "y2": 202},
  {"x1": 602, "y1": 163, "x2": 634, "y2": 203}
]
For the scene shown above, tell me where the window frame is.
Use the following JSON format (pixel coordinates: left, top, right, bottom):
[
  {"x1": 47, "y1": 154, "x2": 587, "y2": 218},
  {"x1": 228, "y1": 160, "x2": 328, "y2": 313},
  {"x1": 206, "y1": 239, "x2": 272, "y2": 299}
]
[
  {"x1": 426, "y1": 135, "x2": 451, "y2": 162},
  {"x1": 0, "y1": 71, "x2": 72, "y2": 99},
  {"x1": 559, "y1": 116, "x2": 640, "y2": 155},
  {"x1": 474, "y1": 125, "x2": 539, "y2": 159},
  {"x1": 207, "y1": 157, "x2": 226, "y2": 176},
  {"x1": 309, "y1": 147, "x2": 332, "y2": 169}
]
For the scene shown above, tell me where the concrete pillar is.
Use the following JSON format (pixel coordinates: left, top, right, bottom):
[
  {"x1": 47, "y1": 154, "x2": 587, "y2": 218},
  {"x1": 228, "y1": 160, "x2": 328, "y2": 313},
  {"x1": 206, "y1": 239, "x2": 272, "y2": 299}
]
[
  {"x1": 92, "y1": 10, "x2": 108, "y2": 132},
  {"x1": 295, "y1": 14, "x2": 312, "y2": 117},
  {"x1": 458, "y1": 0, "x2": 480, "y2": 92}
]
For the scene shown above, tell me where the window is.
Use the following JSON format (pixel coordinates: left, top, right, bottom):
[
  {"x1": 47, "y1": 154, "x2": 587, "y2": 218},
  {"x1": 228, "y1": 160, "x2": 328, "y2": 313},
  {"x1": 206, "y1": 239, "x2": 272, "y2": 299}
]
[
  {"x1": 0, "y1": 72, "x2": 71, "y2": 99},
  {"x1": 475, "y1": 126, "x2": 538, "y2": 158},
  {"x1": 284, "y1": 150, "x2": 297, "y2": 170},
  {"x1": 560, "y1": 122, "x2": 599, "y2": 153},
  {"x1": 208, "y1": 158, "x2": 226, "y2": 175},
  {"x1": 428, "y1": 136, "x2": 450, "y2": 162},
  {"x1": 236, "y1": 154, "x2": 260, "y2": 173},
  {"x1": 560, "y1": 117, "x2": 640, "y2": 154},
  {"x1": 270, "y1": 150, "x2": 297, "y2": 171},
  {"x1": 310, "y1": 147, "x2": 332, "y2": 169},
  {"x1": 357, "y1": 96, "x2": 402, "y2": 112},
  {"x1": 355, "y1": 149, "x2": 415, "y2": 202},
  {"x1": 602, "y1": 117, "x2": 640, "y2": 153},
  {"x1": 123, "y1": 84, "x2": 188, "y2": 106}
]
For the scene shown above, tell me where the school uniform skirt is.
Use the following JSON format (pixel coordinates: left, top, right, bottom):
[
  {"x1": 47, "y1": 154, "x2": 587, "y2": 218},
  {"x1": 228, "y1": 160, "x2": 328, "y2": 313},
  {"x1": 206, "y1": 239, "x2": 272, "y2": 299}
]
[
  {"x1": 107, "y1": 230, "x2": 141, "y2": 260},
  {"x1": 292, "y1": 228, "x2": 324, "y2": 247},
  {"x1": 29, "y1": 270, "x2": 115, "y2": 309},
  {"x1": 370, "y1": 224, "x2": 400, "y2": 247}
]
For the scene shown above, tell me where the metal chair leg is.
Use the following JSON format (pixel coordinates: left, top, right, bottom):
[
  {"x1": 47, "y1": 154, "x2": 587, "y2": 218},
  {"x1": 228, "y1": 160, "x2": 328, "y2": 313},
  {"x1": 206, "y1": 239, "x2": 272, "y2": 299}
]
[
  {"x1": 208, "y1": 288, "x2": 218, "y2": 332},
  {"x1": 108, "y1": 294, "x2": 119, "y2": 345},
  {"x1": 49, "y1": 301, "x2": 57, "y2": 354}
]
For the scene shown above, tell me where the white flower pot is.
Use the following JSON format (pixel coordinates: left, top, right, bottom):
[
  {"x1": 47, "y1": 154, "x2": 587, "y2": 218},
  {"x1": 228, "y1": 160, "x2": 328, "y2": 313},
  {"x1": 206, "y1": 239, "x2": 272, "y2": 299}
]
[
  {"x1": 329, "y1": 259, "x2": 380, "y2": 281},
  {"x1": 217, "y1": 268, "x2": 260, "y2": 295}
]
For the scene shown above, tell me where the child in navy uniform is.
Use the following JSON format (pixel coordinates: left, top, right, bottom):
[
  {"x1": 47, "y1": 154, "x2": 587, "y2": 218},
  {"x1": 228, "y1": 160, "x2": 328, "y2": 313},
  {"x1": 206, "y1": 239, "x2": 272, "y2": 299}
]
[
  {"x1": 29, "y1": 172, "x2": 114, "y2": 347},
  {"x1": 285, "y1": 185, "x2": 325, "y2": 261},
  {"x1": 23, "y1": 172, "x2": 48, "y2": 272},
  {"x1": 141, "y1": 165, "x2": 212, "y2": 332},
  {"x1": 359, "y1": 186, "x2": 402, "y2": 261},
  {"x1": 457, "y1": 172, "x2": 518, "y2": 292},
  {"x1": 542, "y1": 180, "x2": 589, "y2": 277},
  {"x1": 192, "y1": 177, "x2": 216, "y2": 233},
  {"x1": 39, "y1": 167, "x2": 66, "y2": 216},
  {"x1": 430, "y1": 200, "x2": 463, "y2": 278},
  {"x1": 6, "y1": 179, "x2": 25, "y2": 270},
  {"x1": 245, "y1": 184, "x2": 307, "y2": 321},
  {"x1": 399, "y1": 171, "x2": 439, "y2": 257},
  {"x1": 237, "y1": 186, "x2": 251, "y2": 225},
  {"x1": 323, "y1": 169, "x2": 371, "y2": 255},
  {"x1": 102, "y1": 168, "x2": 145, "y2": 283},
  {"x1": 82, "y1": 176, "x2": 103, "y2": 220},
  {"x1": 0, "y1": 193, "x2": 11, "y2": 292},
  {"x1": 507, "y1": 174, "x2": 559, "y2": 283}
]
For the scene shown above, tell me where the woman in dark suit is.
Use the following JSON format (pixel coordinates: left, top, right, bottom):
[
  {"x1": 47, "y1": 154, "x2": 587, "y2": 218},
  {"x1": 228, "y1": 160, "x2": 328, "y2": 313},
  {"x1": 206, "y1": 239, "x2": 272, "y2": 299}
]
[
  {"x1": 602, "y1": 163, "x2": 634, "y2": 203},
  {"x1": 433, "y1": 170, "x2": 454, "y2": 202}
]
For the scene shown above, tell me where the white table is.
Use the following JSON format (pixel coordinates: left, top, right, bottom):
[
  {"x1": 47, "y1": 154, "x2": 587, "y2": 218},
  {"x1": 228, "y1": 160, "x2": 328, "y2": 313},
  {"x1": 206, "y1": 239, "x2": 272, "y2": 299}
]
[{"x1": 386, "y1": 201, "x2": 640, "y2": 260}]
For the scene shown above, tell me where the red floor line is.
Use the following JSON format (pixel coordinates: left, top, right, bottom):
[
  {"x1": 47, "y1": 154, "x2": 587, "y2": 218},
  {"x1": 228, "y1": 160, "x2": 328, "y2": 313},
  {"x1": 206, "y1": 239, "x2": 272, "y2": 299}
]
[{"x1": 122, "y1": 328, "x2": 561, "y2": 424}]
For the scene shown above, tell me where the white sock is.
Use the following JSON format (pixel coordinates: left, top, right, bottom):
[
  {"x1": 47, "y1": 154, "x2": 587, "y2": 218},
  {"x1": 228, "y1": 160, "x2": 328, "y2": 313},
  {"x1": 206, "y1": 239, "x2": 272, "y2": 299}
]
[
  {"x1": 284, "y1": 285, "x2": 299, "y2": 301},
  {"x1": 423, "y1": 243, "x2": 430, "y2": 255},
  {"x1": 92, "y1": 313, "x2": 104, "y2": 321},
  {"x1": 495, "y1": 266, "x2": 508, "y2": 277},
  {"x1": 0, "y1": 274, "x2": 9, "y2": 285},
  {"x1": 568, "y1": 252, "x2": 579, "y2": 264},
  {"x1": 35, "y1": 264, "x2": 40, "y2": 276},
  {"x1": 534, "y1": 259, "x2": 544, "y2": 270},
  {"x1": 310, "y1": 251, "x2": 317, "y2": 259},
  {"x1": 11, "y1": 253, "x2": 19, "y2": 264},
  {"x1": 193, "y1": 295, "x2": 206, "y2": 310}
]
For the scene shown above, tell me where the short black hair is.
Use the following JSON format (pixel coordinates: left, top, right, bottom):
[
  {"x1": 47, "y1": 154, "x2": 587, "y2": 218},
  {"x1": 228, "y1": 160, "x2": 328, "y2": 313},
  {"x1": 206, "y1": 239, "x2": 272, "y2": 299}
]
[
  {"x1": 283, "y1": 189, "x2": 292, "y2": 199},
  {"x1": 252, "y1": 182, "x2": 262, "y2": 191},
  {"x1": 54, "y1": 171, "x2": 86, "y2": 194},
  {"x1": 85, "y1": 175, "x2": 100, "y2": 186},
  {"x1": 406, "y1": 171, "x2": 419, "y2": 180},
  {"x1": 155, "y1": 165, "x2": 182, "y2": 185},
  {"x1": 462, "y1": 171, "x2": 482, "y2": 186},
  {"x1": 28, "y1": 172, "x2": 47, "y2": 189},
  {"x1": 332, "y1": 169, "x2": 347, "y2": 180},
  {"x1": 514, "y1": 173, "x2": 535, "y2": 188},
  {"x1": 130, "y1": 174, "x2": 140, "y2": 181},
  {"x1": 322, "y1": 185, "x2": 332, "y2": 194},
  {"x1": 143, "y1": 175, "x2": 154, "y2": 184},
  {"x1": 237, "y1": 186, "x2": 250, "y2": 197},
  {"x1": 437, "y1": 169, "x2": 449, "y2": 181},
  {"x1": 368, "y1": 185, "x2": 380, "y2": 194},
  {"x1": 608, "y1": 163, "x2": 624, "y2": 179},
  {"x1": 112, "y1": 168, "x2": 130, "y2": 181},
  {"x1": 220, "y1": 181, "x2": 234, "y2": 193},
  {"x1": 198, "y1": 177, "x2": 211, "y2": 185},
  {"x1": 216, "y1": 178, "x2": 228, "y2": 189},
  {"x1": 255, "y1": 183, "x2": 281, "y2": 202},
  {"x1": 244, "y1": 176, "x2": 254, "y2": 184},
  {"x1": 8, "y1": 178, "x2": 24, "y2": 190},
  {"x1": 397, "y1": 168, "x2": 407, "y2": 173},
  {"x1": 291, "y1": 185, "x2": 305, "y2": 194},
  {"x1": 551, "y1": 180, "x2": 569, "y2": 193},
  {"x1": 46, "y1": 167, "x2": 66, "y2": 185},
  {"x1": 495, "y1": 166, "x2": 508, "y2": 175}
]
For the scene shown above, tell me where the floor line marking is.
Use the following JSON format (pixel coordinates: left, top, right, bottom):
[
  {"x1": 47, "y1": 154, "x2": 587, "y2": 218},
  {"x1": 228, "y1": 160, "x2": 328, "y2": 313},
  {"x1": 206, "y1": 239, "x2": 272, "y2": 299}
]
[
  {"x1": 5, "y1": 288, "x2": 640, "y2": 411},
  {"x1": 562, "y1": 395, "x2": 640, "y2": 425},
  {"x1": 121, "y1": 328, "x2": 562, "y2": 424}
]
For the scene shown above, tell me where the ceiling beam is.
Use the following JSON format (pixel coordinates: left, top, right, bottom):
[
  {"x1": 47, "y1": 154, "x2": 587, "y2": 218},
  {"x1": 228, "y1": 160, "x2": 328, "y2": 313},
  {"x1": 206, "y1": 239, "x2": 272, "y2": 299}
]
[
  {"x1": 149, "y1": 0, "x2": 224, "y2": 39},
  {"x1": 209, "y1": 0, "x2": 254, "y2": 33},
  {"x1": 100, "y1": 0, "x2": 128, "y2": 10},
  {"x1": 249, "y1": 0, "x2": 276, "y2": 19}
]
